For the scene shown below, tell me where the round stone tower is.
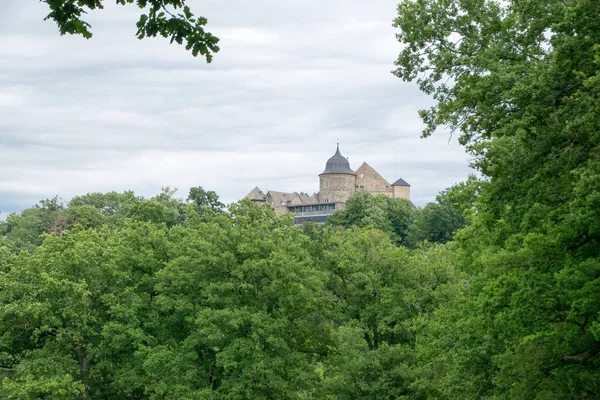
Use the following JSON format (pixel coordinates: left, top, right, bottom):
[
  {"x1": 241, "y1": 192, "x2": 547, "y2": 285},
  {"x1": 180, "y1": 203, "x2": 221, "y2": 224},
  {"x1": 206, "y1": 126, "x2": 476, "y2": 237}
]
[{"x1": 319, "y1": 144, "x2": 356, "y2": 203}]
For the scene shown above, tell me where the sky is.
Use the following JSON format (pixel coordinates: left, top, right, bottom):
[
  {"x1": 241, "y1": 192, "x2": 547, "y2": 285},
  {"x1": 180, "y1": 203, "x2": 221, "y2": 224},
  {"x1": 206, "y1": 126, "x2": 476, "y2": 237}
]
[{"x1": 0, "y1": 0, "x2": 473, "y2": 219}]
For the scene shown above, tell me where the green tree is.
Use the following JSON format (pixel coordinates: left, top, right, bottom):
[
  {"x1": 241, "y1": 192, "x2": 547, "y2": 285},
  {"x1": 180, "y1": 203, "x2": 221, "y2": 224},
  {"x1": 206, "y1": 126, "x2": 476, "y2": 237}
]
[
  {"x1": 327, "y1": 192, "x2": 413, "y2": 245},
  {"x1": 41, "y1": 0, "x2": 219, "y2": 62},
  {"x1": 316, "y1": 229, "x2": 459, "y2": 399},
  {"x1": 405, "y1": 177, "x2": 481, "y2": 247},
  {"x1": 0, "y1": 199, "x2": 338, "y2": 398},
  {"x1": 143, "y1": 201, "x2": 332, "y2": 398},
  {"x1": 0, "y1": 188, "x2": 473, "y2": 399},
  {"x1": 187, "y1": 186, "x2": 225, "y2": 215},
  {"x1": 0, "y1": 197, "x2": 66, "y2": 251},
  {"x1": 129, "y1": 199, "x2": 179, "y2": 226},
  {"x1": 66, "y1": 205, "x2": 106, "y2": 229},
  {"x1": 0, "y1": 237, "x2": 13, "y2": 270},
  {"x1": 395, "y1": 0, "x2": 600, "y2": 397},
  {"x1": 0, "y1": 224, "x2": 169, "y2": 398},
  {"x1": 151, "y1": 186, "x2": 181, "y2": 209},
  {"x1": 406, "y1": 202, "x2": 461, "y2": 247},
  {"x1": 68, "y1": 191, "x2": 140, "y2": 224}
]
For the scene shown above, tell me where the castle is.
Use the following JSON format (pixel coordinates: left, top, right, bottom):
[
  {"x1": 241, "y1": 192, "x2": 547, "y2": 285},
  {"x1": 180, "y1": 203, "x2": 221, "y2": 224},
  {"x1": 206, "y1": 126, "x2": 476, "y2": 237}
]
[{"x1": 245, "y1": 145, "x2": 412, "y2": 224}]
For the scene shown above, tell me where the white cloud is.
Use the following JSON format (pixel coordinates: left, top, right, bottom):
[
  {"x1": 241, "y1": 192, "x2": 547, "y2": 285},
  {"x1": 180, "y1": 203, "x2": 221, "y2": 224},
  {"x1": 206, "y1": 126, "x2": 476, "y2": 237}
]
[{"x1": 0, "y1": 0, "x2": 473, "y2": 218}]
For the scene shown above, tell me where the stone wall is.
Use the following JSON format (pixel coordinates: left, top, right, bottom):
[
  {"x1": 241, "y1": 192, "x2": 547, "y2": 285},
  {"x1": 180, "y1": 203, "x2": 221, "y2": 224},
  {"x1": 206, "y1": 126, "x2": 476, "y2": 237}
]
[
  {"x1": 319, "y1": 174, "x2": 356, "y2": 203},
  {"x1": 393, "y1": 185, "x2": 410, "y2": 200},
  {"x1": 369, "y1": 191, "x2": 394, "y2": 198},
  {"x1": 273, "y1": 205, "x2": 289, "y2": 215},
  {"x1": 355, "y1": 162, "x2": 391, "y2": 193}
]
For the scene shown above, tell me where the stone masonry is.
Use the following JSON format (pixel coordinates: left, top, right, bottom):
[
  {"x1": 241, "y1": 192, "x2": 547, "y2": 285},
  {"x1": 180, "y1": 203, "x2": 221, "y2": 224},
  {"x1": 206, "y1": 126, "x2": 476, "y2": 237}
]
[{"x1": 245, "y1": 145, "x2": 413, "y2": 223}]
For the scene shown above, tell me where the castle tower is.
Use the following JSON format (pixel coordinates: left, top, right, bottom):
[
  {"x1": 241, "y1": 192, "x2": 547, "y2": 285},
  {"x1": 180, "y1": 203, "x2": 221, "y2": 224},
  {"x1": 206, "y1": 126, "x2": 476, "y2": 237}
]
[
  {"x1": 391, "y1": 178, "x2": 411, "y2": 200},
  {"x1": 319, "y1": 144, "x2": 356, "y2": 203}
]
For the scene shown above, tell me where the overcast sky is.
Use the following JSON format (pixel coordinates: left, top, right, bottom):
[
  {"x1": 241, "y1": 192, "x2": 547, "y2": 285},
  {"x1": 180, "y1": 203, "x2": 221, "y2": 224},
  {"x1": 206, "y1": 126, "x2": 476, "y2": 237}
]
[{"x1": 0, "y1": 0, "x2": 473, "y2": 219}]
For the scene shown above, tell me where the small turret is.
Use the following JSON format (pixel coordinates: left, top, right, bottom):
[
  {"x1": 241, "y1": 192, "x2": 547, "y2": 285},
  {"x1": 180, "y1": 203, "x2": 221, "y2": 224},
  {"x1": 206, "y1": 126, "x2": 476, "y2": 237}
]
[
  {"x1": 391, "y1": 178, "x2": 411, "y2": 200},
  {"x1": 319, "y1": 144, "x2": 356, "y2": 203}
]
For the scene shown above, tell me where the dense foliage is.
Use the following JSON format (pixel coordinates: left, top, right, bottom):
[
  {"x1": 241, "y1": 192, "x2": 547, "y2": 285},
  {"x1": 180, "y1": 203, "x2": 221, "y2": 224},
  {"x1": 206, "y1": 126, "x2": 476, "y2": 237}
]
[
  {"x1": 0, "y1": 188, "x2": 457, "y2": 399},
  {"x1": 326, "y1": 192, "x2": 415, "y2": 245},
  {"x1": 393, "y1": 0, "x2": 600, "y2": 397},
  {"x1": 41, "y1": 0, "x2": 219, "y2": 62},
  {"x1": 5, "y1": 0, "x2": 599, "y2": 397}
]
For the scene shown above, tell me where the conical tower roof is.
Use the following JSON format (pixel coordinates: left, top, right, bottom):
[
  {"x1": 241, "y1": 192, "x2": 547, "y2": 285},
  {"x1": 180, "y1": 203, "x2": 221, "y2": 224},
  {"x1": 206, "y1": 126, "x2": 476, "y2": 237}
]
[
  {"x1": 320, "y1": 144, "x2": 355, "y2": 175},
  {"x1": 391, "y1": 178, "x2": 410, "y2": 187}
]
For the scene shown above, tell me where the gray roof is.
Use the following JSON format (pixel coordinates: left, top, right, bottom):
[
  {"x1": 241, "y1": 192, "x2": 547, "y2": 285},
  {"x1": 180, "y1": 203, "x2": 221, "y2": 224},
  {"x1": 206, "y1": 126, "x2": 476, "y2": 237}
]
[
  {"x1": 320, "y1": 145, "x2": 355, "y2": 175},
  {"x1": 391, "y1": 178, "x2": 410, "y2": 187}
]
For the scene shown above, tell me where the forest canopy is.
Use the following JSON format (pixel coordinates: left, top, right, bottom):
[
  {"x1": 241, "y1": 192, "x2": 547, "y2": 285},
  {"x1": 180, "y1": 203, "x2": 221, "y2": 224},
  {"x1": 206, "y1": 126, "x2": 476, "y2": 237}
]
[
  {"x1": 2, "y1": 0, "x2": 599, "y2": 398},
  {"x1": 392, "y1": 0, "x2": 600, "y2": 397},
  {"x1": 0, "y1": 187, "x2": 461, "y2": 399}
]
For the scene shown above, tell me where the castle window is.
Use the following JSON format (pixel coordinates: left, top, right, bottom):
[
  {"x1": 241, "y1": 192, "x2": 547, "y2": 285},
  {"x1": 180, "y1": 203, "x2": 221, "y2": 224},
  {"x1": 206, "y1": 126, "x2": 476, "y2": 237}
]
[
  {"x1": 360, "y1": 174, "x2": 363, "y2": 179},
  {"x1": 324, "y1": 181, "x2": 328, "y2": 188}
]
